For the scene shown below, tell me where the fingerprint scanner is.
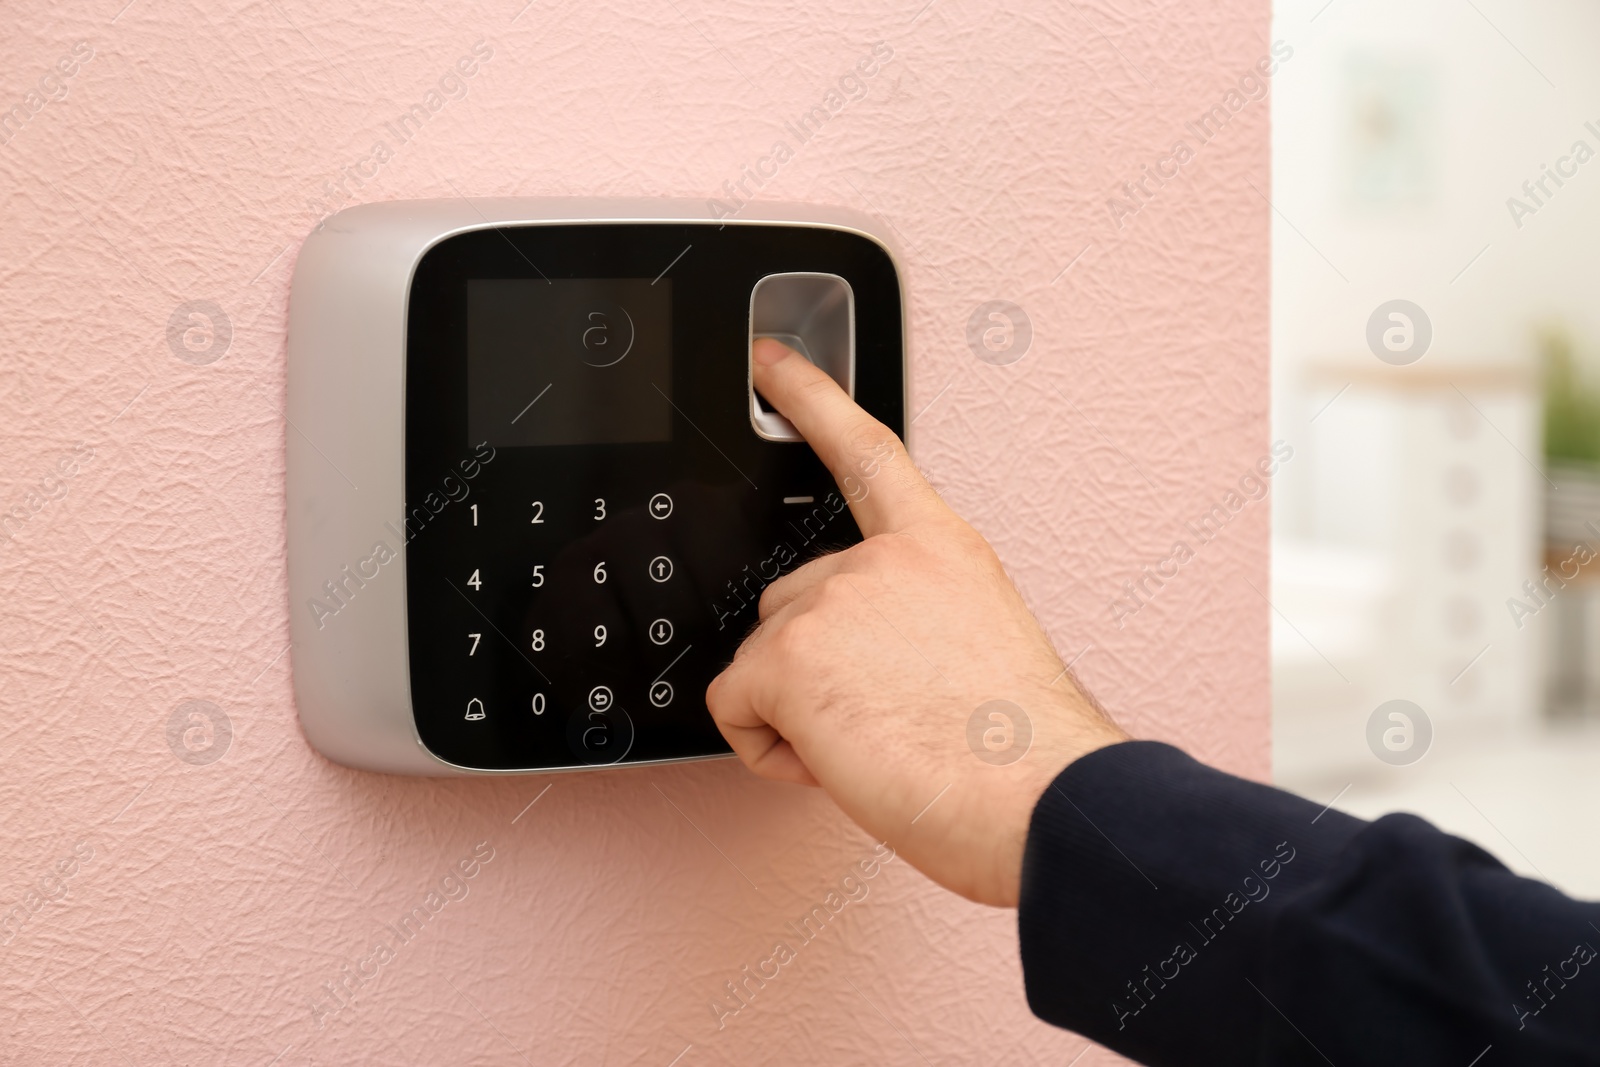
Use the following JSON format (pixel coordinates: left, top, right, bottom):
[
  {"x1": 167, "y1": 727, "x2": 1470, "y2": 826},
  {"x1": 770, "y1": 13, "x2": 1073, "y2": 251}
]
[{"x1": 749, "y1": 273, "x2": 854, "y2": 441}]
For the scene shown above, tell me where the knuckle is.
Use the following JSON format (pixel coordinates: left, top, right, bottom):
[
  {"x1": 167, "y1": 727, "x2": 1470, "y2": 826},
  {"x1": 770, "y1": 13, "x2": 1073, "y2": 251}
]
[
  {"x1": 949, "y1": 522, "x2": 994, "y2": 558},
  {"x1": 796, "y1": 373, "x2": 842, "y2": 408},
  {"x1": 772, "y1": 610, "x2": 821, "y2": 659},
  {"x1": 817, "y1": 572, "x2": 857, "y2": 603},
  {"x1": 850, "y1": 534, "x2": 898, "y2": 568},
  {"x1": 842, "y1": 419, "x2": 898, "y2": 466},
  {"x1": 704, "y1": 672, "x2": 729, "y2": 714},
  {"x1": 853, "y1": 530, "x2": 927, "y2": 572},
  {"x1": 731, "y1": 623, "x2": 760, "y2": 658},
  {"x1": 756, "y1": 580, "x2": 786, "y2": 618}
]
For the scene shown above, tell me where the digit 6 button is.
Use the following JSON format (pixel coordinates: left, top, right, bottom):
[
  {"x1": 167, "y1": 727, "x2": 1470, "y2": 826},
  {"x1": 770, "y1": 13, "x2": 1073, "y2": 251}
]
[{"x1": 648, "y1": 618, "x2": 673, "y2": 646}]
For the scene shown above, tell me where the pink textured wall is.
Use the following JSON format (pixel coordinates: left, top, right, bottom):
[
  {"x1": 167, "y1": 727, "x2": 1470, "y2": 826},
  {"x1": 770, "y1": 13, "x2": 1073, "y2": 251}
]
[{"x1": 0, "y1": 1, "x2": 1268, "y2": 1062}]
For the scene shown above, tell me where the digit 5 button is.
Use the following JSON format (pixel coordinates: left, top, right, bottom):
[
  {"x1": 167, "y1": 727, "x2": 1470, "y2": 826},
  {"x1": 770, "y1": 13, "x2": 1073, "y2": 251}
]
[{"x1": 648, "y1": 618, "x2": 673, "y2": 645}]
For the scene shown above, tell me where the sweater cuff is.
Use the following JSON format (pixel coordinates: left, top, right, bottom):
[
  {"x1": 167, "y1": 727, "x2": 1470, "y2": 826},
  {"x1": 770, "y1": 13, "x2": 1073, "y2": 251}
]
[{"x1": 1017, "y1": 740, "x2": 1366, "y2": 1066}]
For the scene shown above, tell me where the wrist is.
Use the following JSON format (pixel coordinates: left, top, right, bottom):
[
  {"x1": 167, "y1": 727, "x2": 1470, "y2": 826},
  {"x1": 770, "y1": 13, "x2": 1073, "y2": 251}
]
[{"x1": 994, "y1": 716, "x2": 1128, "y2": 907}]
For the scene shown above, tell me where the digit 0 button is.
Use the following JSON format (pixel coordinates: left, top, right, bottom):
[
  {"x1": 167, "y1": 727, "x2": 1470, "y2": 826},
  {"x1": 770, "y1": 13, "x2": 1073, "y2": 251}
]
[
  {"x1": 648, "y1": 555, "x2": 673, "y2": 582},
  {"x1": 648, "y1": 619, "x2": 673, "y2": 646}
]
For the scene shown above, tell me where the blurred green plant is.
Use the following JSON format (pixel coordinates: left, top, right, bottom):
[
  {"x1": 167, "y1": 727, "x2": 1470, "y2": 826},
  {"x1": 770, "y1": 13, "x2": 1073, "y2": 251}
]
[{"x1": 1542, "y1": 328, "x2": 1600, "y2": 465}]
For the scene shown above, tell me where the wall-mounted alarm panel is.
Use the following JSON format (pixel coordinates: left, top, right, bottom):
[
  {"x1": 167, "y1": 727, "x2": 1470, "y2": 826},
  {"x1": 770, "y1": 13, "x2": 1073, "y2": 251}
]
[{"x1": 287, "y1": 199, "x2": 906, "y2": 774}]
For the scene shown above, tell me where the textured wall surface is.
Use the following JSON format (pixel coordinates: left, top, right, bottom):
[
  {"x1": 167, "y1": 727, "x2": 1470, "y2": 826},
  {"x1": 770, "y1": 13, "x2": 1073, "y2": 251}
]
[{"x1": 0, "y1": 1, "x2": 1268, "y2": 1063}]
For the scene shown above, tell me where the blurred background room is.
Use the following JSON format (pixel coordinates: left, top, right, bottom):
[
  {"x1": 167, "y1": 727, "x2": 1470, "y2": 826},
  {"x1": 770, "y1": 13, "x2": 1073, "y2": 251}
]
[{"x1": 1270, "y1": 0, "x2": 1600, "y2": 895}]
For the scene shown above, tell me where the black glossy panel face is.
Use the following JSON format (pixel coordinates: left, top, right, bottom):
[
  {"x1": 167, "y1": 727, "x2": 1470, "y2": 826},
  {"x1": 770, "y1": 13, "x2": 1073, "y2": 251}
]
[{"x1": 404, "y1": 223, "x2": 904, "y2": 770}]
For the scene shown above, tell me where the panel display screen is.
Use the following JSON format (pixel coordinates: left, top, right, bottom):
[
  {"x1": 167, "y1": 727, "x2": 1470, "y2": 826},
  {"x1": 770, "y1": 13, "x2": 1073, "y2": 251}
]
[{"x1": 468, "y1": 278, "x2": 672, "y2": 447}]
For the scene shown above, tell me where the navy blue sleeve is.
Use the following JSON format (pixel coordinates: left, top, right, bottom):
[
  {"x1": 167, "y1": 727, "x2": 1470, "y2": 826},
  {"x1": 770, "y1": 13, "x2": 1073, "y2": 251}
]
[{"x1": 1018, "y1": 740, "x2": 1600, "y2": 1065}]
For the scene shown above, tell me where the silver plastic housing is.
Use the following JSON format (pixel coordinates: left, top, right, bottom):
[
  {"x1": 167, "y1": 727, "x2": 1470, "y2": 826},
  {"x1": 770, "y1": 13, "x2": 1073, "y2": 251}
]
[{"x1": 286, "y1": 198, "x2": 907, "y2": 775}]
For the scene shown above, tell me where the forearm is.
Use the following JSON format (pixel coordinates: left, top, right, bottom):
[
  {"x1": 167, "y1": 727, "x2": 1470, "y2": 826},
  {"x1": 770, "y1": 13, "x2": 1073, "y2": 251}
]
[{"x1": 1019, "y1": 741, "x2": 1600, "y2": 1066}]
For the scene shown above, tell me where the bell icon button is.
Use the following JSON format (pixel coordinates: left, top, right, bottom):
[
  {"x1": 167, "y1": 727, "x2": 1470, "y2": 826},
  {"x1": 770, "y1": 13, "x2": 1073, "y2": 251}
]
[{"x1": 465, "y1": 698, "x2": 486, "y2": 721}]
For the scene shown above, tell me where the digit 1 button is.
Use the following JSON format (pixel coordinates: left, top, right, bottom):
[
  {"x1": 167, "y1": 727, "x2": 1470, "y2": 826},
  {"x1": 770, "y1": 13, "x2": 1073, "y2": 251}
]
[
  {"x1": 648, "y1": 618, "x2": 673, "y2": 646},
  {"x1": 588, "y1": 685, "x2": 613, "y2": 712},
  {"x1": 649, "y1": 681, "x2": 673, "y2": 708},
  {"x1": 648, "y1": 555, "x2": 673, "y2": 582},
  {"x1": 648, "y1": 493, "x2": 673, "y2": 520}
]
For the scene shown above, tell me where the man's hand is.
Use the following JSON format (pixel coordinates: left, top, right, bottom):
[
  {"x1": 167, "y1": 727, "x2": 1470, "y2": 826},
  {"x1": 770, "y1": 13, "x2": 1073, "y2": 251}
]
[{"x1": 706, "y1": 339, "x2": 1127, "y2": 908}]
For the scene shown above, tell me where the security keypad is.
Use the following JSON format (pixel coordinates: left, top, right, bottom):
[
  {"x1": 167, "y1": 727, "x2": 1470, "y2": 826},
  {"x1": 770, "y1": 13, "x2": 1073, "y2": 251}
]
[{"x1": 400, "y1": 221, "x2": 905, "y2": 771}]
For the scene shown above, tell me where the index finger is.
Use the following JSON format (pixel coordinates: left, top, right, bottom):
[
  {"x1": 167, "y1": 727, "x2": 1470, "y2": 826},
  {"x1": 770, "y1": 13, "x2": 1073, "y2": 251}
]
[{"x1": 752, "y1": 337, "x2": 942, "y2": 537}]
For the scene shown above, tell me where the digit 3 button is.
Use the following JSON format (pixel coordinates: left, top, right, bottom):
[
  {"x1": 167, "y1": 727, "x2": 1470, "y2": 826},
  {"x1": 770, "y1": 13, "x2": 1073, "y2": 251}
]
[
  {"x1": 648, "y1": 618, "x2": 673, "y2": 645},
  {"x1": 649, "y1": 681, "x2": 673, "y2": 708}
]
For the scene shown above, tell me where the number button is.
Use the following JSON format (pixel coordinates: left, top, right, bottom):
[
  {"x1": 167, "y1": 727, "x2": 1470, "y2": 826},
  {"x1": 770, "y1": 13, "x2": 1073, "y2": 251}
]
[
  {"x1": 588, "y1": 685, "x2": 613, "y2": 712},
  {"x1": 648, "y1": 556, "x2": 673, "y2": 582},
  {"x1": 648, "y1": 493, "x2": 673, "y2": 520},
  {"x1": 648, "y1": 618, "x2": 673, "y2": 646},
  {"x1": 649, "y1": 681, "x2": 673, "y2": 708}
]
